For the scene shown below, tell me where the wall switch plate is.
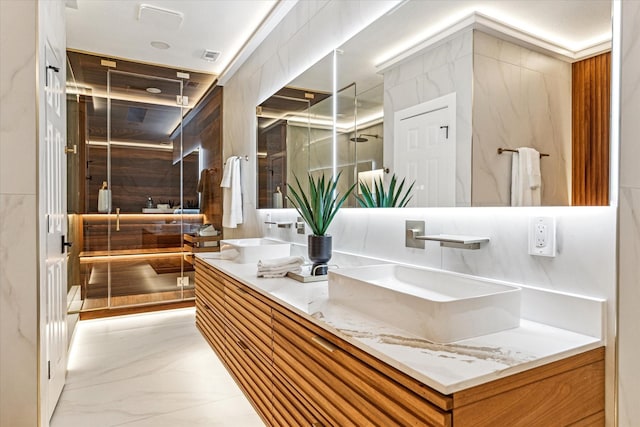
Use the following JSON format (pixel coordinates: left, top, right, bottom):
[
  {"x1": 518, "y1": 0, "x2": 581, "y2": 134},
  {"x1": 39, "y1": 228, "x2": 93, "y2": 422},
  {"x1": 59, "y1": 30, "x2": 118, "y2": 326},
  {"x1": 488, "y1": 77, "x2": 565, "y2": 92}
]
[
  {"x1": 177, "y1": 276, "x2": 189, "y2": 287},
  {"x1": 528, "y1": 216, "x2": 556, "y2": 257}
]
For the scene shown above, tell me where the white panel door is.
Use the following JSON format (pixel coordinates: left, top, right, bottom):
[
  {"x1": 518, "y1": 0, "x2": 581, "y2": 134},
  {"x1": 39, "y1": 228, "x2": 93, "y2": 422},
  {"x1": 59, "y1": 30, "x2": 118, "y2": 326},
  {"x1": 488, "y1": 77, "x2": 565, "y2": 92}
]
[
  {"x1": 43, "y1": 43, "x2": 67, "y2": 421},
  {"x1": 394, "y1": 94, "x2": 456, "y2": 207}
]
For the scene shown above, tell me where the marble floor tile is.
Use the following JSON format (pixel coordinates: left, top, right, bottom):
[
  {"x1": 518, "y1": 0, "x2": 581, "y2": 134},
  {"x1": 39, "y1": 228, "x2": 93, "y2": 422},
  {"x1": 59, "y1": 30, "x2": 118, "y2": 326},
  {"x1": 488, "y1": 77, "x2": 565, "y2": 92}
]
[{"x1": 50, "y1": 308, "x2": 264, "y2": 427}]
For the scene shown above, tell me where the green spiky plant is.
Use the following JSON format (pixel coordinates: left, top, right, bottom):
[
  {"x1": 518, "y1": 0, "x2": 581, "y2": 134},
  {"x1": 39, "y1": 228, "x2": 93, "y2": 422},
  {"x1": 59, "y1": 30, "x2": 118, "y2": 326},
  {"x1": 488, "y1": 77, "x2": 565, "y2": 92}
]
[
  {"x1": 286, "y1": 172, "x2": 355, "y2": 236},
  {"x1": 355, "y1": 173, "x2": 415, "y2": 208}
]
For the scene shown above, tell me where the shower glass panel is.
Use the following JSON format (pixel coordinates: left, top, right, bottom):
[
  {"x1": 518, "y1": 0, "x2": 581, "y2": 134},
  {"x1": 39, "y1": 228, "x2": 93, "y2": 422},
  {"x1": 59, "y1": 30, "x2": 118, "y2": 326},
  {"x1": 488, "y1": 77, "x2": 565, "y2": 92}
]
[{"x1": 79, "y1": 70, "x2": 200, "y2": 311}]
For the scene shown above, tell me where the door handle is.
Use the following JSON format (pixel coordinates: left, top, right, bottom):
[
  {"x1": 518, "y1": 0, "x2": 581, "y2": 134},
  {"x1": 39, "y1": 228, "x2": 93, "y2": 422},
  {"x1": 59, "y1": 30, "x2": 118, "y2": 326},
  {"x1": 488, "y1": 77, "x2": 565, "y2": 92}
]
[{"x1": 61, "y1": 235, "x2": 73, "y2": 254}]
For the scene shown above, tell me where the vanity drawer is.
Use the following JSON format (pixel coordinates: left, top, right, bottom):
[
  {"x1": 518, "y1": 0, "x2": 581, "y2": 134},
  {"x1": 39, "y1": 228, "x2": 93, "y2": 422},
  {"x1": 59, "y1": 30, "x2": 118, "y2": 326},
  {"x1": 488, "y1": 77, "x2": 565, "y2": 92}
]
[
  {"x1": 224, "y1": 281, "x2": 273, "y2": 361},
  {"x1": 272, "y1": 369, "x2": 328, "y2": 427},
  {"x1": 195, "y1": 299, "x2": 226, "y2": 362},
  {"x1": 224, "y1": 329, "x2": 273, "y2": 426},
  {"x1": 272, "y1": 309, "x2": 451, "y2": 427},
  {"x1": 195, "y1": 260, "x2": 225, "y2": 316}
]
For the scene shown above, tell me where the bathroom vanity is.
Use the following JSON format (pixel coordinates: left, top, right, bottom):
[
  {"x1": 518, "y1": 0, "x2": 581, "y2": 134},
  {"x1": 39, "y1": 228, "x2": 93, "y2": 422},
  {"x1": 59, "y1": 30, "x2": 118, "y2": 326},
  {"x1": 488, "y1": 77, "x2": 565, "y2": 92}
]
[{"x1": 195, "y1": 257, "x2": 604, "y2": 426}]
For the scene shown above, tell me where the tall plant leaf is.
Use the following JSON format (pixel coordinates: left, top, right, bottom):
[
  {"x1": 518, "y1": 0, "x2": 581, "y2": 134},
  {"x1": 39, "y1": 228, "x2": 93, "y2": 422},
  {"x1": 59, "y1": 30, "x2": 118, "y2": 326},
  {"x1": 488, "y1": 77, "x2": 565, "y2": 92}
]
[
  {"x1": 287, "y1": 172, "x2": 355, "y2": 236},
  {"x1": 354, "y1": 173, "x2": 415, "y2": 208}
]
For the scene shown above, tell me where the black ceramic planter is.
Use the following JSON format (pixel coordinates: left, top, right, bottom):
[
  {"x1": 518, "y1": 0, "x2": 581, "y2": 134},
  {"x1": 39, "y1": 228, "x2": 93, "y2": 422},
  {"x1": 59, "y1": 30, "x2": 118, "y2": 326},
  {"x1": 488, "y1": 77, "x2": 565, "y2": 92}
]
[{"x1": 308, "y1": 234, "x2": 332, "y2": 276}]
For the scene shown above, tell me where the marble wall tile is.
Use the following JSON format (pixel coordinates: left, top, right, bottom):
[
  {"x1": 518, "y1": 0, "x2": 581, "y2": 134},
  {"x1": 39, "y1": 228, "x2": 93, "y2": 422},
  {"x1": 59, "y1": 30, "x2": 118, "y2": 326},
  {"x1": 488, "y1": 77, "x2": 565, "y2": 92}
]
[
  {"x1": 618, "y1": 188, "x2": 640, "y2": 426},
  {"x1": 619, "y1": 2, "x2": 640, "y2": 189},
  {"x1": 0, "y1": 195, "x2": 38, "y2": 427},
  {"x1": 0, "y1": 0, "x2": 37, "y2": 196},
  {"x1": 472, "y1": 32, "x2": 571, "y2": 207},
  {"x1": 618, "y1": 1, "x2": 640, "y2": 425},
  {"x1": 474, "y1": 30, "x2": 522, "y2": 67}
]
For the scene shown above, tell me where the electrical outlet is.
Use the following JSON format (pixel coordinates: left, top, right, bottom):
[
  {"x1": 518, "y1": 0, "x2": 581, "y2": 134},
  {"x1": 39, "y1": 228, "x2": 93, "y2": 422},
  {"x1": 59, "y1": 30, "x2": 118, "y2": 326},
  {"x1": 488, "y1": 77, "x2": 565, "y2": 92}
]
[
  {"x1": 177, "y1": 276, "x2": 189, "y2": 287},
  {"x1": 528, "y1": 216, "x2": 556, "y2": 257}
]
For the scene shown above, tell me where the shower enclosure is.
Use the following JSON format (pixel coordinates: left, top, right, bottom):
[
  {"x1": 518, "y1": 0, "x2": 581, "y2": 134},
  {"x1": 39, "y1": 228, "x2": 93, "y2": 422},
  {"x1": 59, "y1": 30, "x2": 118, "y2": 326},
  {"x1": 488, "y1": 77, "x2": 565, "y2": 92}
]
[{"x1": 66, "y1": 53, "x2": 210, "y2": 315}]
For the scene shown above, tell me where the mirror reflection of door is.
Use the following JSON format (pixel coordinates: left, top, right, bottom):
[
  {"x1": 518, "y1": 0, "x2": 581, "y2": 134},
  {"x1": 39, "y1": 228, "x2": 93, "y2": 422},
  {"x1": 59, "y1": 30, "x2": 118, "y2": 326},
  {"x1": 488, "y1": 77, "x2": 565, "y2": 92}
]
[{"x1": 395, "y1": 94, "x2": 456, "y2": 207}]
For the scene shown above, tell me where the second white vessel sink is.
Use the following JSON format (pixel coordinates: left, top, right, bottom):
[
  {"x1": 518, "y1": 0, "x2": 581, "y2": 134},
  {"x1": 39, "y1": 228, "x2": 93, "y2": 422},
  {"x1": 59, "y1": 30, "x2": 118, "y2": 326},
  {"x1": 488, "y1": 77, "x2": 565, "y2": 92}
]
[
  {"x1": 328, "y1": 264, "x2": 521, "y2": 343},
  {"x1": 220, "y1": 238, "x2": 291, "y2": 263}
]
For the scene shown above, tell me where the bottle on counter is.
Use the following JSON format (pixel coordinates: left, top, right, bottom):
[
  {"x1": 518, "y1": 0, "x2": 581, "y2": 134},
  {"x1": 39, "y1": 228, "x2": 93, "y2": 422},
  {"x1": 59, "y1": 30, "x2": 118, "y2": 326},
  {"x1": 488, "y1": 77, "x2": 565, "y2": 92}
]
[
  {"x1": 97, "y1": 181, "x2": 111, "y2": 213},
  {"x1": 272, "y1": 186, "x2": 283, "y2": 208}
]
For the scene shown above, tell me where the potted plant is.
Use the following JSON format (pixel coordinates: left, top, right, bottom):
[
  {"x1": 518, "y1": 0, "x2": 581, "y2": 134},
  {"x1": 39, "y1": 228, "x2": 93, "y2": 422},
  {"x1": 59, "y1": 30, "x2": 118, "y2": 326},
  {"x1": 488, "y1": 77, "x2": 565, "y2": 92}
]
[
  {"x1": 287, "y1": 172, "x2": 355, "y2": 275},
  {"x1": 355, "y1": 173, "x2": 415, "y2": 208}
]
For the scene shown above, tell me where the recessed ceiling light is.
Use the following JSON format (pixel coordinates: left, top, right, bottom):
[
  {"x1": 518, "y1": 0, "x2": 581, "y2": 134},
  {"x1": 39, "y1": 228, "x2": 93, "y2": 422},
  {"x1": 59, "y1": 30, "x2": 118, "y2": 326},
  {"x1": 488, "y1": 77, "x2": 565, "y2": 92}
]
[
  {"x1": 146, "y1": 87, "x2": 162, "y2": 94},
  {"x1": 150, "y1": 40, "x2": 170, "y2": 50}
]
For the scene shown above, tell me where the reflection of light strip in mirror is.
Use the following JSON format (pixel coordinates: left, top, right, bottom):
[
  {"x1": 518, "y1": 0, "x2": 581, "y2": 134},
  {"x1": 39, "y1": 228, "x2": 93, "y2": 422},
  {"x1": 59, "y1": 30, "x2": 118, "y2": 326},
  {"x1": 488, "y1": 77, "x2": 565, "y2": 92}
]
[
  {"x1": 286, "y1": 116, "x2": 334, "y2": 128},
  {"x1": 332, "y1": 49, "x2": 338, "y2": 180},
  {"x1": 336, "y1": 111, "x2": 384, "y2": 132},
  {"x1": 87, "y1": 140, "x2": 174, "y2": 150},
  {"x1": 285, "y1": 111, "x2": 384, "y2": 133},
  {"x1": 609, "y1": 0, "x2": 620, "y2": 207}
]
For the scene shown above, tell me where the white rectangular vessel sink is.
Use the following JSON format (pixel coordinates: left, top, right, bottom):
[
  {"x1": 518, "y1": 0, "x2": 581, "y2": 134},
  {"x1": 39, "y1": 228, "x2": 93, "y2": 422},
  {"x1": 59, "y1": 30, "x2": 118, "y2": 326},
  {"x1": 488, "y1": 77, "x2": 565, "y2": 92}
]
[
  {"x1": 220, "y1": 238, "x2": 291, "y2": 263},
  {"x1": 328, "y1": 264, "x2": 521, "y2": 343}
]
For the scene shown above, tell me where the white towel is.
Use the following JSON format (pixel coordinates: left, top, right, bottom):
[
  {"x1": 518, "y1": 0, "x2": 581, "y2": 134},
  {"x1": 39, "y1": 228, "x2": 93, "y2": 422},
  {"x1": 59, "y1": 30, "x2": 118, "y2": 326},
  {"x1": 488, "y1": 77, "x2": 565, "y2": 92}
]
[
  {"x1": 221, "y1": 156, "x2": 243, "y2": 228},
  {"x1": 257, "y1": 265, "x2": 303, "y2": 278},
  {"x1": 511, "y1": 147, "x2": 541, "y2": 206},
  {"x1": 257, "y1": 256, "x2": 305, "y2": 270},
  {"x1": 257, "y1": 256, "x2": 305, "y2": 278}
]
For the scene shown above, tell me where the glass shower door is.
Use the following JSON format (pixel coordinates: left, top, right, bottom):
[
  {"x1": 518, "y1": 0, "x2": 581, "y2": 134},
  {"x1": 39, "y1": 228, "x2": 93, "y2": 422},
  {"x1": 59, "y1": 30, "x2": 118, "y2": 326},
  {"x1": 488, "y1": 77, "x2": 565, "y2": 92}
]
[{"x1": 79, "y1": 69, "x2": 199, "y2": 310}]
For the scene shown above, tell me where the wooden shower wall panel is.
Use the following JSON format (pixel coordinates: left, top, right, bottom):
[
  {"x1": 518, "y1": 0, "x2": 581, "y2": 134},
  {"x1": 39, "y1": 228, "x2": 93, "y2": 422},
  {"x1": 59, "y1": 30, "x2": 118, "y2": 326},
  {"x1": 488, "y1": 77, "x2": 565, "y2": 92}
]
[
  {"x1": 572, "y1": 52, "x2": 611, "y2": 206},
  {"x1": 174, "y1": 86, "x2": 223, "y2": 228}
]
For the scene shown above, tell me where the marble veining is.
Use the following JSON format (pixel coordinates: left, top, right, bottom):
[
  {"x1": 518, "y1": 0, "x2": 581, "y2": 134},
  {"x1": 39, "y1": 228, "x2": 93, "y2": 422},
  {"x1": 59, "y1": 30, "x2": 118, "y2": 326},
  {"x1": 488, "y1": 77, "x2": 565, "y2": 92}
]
[
  {"x1": 472, "y1": 31, "x2": 571, "y2": 207},
  {"x1": 50, "y1": 309, "x2": 263, "y2": 427},
  {"x1": 333, "y1": 328, "x2": 537, "y2": 367},
  {"x1": 201, "y1": 257, "x2": 602, "y2": 395}
]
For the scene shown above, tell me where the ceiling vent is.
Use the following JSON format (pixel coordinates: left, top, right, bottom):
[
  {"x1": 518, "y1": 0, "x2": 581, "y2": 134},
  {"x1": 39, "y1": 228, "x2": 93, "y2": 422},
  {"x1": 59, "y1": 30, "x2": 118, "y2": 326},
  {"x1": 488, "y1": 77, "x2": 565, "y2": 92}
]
[
  {"x1": 201, "y1": 50, "x2": 221, "y2": 62},
  {"x1": 138, "y1": 4, "x2": 184, "y2": 30}
]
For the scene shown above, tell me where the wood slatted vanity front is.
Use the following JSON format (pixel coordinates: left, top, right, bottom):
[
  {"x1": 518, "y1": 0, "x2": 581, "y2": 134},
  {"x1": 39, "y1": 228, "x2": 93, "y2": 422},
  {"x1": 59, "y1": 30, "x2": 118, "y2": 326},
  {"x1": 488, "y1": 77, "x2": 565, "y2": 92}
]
[{"x1": 195, "y1": 259, "x2": 604, "y2": 426}]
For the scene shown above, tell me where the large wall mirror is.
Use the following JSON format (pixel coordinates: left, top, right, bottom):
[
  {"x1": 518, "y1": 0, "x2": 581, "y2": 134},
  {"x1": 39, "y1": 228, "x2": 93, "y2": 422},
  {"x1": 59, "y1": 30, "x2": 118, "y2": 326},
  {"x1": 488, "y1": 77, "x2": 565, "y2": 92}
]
[{"x1": 257, "y1": 0, "x2": 612, "y2": 208}]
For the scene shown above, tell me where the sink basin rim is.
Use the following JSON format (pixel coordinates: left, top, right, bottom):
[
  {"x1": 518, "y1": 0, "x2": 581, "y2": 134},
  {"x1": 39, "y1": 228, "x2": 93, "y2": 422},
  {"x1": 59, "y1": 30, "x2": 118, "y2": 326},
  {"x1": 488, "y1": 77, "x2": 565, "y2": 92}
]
[
  {"x1": 327, "y1": 263, "x2": 522, "y2": 344},
  {"x1": 329, "y1": 264, "x2": 521, "y2": 303}
]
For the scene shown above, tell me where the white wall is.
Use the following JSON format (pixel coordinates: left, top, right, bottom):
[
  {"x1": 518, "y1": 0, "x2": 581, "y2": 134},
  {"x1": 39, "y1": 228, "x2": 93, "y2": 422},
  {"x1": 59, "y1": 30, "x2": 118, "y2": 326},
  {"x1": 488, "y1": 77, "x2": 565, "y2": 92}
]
[
  {"x1": 0, "y1": 0, "x2": 66, "y2": 425},
  {"x1": 617, "y1": 1, "x2": 640, "y2": 425},
  {"x1": 223, "y1": 0, "x2": 619, "y2": 423}
]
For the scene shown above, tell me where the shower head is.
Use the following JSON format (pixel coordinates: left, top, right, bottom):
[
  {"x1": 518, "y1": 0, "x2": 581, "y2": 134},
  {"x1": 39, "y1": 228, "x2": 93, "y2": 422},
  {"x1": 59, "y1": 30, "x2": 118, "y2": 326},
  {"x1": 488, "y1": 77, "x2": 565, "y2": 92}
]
[
  {"x1": 349, "y1": 133, "x2": 380, "y2": 143},
  {"x1": 350, "y1": 136, "x2": 369, "y2": 142}
]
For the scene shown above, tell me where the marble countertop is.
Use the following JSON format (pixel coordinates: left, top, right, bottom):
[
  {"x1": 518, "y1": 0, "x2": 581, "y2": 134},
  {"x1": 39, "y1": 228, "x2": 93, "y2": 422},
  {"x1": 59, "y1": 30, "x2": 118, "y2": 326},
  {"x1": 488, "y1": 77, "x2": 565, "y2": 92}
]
[{"x1": 197, "y1": 256, "x2": 602, "y2": 395}]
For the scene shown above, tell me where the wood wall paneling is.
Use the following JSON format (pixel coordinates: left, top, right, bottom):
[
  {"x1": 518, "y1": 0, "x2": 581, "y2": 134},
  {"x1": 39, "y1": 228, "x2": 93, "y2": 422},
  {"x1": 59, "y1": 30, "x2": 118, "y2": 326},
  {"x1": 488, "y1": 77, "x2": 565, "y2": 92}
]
[
  {"x1": 572, "y1": 52, "x2": 611, "y2": 206},
  {"x1": 173, "y1": 86, "x2": 223, "y2": 228}
]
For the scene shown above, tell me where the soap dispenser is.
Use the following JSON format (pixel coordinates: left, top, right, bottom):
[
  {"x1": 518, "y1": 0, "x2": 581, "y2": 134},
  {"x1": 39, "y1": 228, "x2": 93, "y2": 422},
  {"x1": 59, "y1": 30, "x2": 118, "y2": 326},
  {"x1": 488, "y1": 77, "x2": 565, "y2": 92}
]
[
  {"x1": 97, "y1": 181, "x2": 111, "y2": 213},
  {"x1": 146, "y1": 196, "x2": 154, "y2": 208}
]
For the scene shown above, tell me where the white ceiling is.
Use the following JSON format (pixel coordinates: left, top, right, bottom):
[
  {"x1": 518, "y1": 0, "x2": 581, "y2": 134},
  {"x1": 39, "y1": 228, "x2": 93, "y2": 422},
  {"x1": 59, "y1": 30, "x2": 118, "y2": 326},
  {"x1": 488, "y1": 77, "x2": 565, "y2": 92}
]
[
  {"x1": 65, "y1": 0, "x2": 283, "y2": 77},
  {"x1": 67, "y1": 0, "x2": 612, "y2": 90}
]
